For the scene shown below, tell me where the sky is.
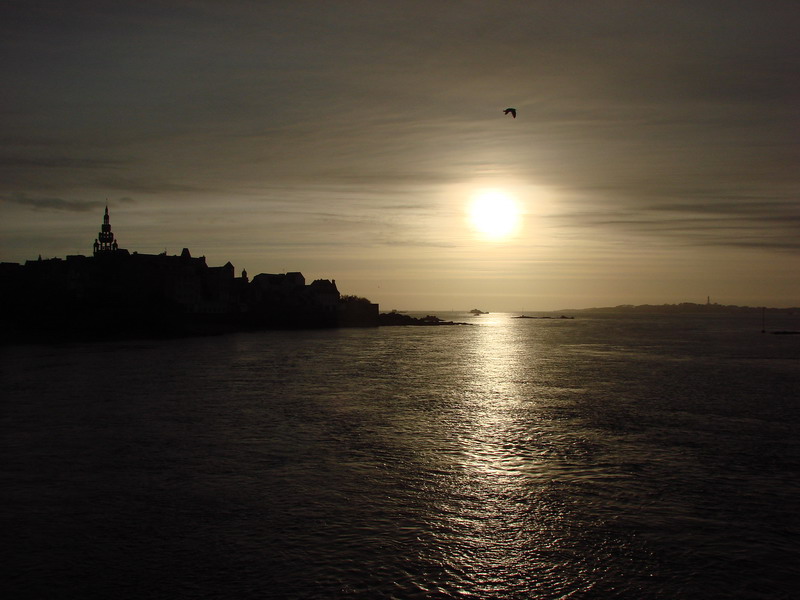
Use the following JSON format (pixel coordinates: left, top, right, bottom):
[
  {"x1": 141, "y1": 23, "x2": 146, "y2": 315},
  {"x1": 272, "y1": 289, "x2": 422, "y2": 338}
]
[{"x1": 1, "y1": 1, "x2": 798, "y2": 311}]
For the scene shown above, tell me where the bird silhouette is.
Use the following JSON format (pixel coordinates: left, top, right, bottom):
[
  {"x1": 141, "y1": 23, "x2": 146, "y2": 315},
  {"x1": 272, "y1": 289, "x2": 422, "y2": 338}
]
[{"x1": 503, "y1": 108, "x2": 517, "y2": 118}]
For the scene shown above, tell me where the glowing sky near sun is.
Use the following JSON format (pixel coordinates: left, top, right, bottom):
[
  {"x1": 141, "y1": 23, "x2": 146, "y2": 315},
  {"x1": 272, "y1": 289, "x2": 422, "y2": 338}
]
[
  {"x1": 1, "y1": 1, "x2": 798, "y2": 310},
  {"x1": 468, "y1": 190, "x2": 521, "y2": 240}
]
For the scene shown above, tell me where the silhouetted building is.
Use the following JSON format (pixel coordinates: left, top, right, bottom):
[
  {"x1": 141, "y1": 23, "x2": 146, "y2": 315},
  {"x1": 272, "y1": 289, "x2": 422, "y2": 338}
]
[
  {"x1": 93, "y1": 206, "x2": 119, "y2": 255},
  {"x1": 1, "y1": 207, "x2": 378, "y2": 341}
]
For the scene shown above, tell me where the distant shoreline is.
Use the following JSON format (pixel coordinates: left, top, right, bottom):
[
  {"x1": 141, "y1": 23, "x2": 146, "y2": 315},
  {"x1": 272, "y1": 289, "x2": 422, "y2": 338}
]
[
  {"x1": 398, "y1": 304, "x2": 798, "y2": 316},
  {"x1": 554, "y1": 303, "x2": 798, "y2": 315}
]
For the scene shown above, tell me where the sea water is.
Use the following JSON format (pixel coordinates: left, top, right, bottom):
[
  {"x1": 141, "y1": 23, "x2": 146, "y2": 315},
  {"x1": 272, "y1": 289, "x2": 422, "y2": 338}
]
[{"x1": 2, "y1": 312, "x2": 798, "y2": 599}]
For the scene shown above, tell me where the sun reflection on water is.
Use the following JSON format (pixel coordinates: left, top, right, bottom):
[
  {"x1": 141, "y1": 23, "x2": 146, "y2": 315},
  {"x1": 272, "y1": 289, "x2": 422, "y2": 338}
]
[{"x1": 423, "y1": 315, "x2": 588, "y2": 596}]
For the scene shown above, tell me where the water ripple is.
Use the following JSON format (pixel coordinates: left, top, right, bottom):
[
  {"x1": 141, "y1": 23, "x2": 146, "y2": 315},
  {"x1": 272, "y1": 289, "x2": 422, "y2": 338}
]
[{"x1": 2, "y1": 315, "x2": 798, "y2": 598}]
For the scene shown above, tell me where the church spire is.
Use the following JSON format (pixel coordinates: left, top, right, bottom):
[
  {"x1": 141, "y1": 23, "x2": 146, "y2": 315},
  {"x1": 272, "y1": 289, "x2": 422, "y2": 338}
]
[{"x1": 93, "y1": 205, "x2": 119, "y2": 255}]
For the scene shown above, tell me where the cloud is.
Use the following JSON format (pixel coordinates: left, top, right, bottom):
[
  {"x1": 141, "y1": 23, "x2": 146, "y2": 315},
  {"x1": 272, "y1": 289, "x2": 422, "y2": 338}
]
[
  {"x1": 94, "y1": 176, "x2": 209, "y2": 194},
  {"x1": 553, "y1": 197, "x2": 800, "y2": 251},
  {"x1": 1, "y1": 193, "x2": 106, "y2": 212},
  {"x1": 0, "y1": 156, "x2": 121, "y2": 169}
]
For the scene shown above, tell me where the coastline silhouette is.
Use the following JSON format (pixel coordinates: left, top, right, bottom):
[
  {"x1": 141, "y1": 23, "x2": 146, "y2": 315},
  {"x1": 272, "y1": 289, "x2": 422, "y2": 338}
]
[{"x1": 0, "y1": 208, "x2": 379, "y2": 341}]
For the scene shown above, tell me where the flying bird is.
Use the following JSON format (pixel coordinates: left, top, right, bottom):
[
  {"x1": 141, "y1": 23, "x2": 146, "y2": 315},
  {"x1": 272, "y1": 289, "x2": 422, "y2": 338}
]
[{"x1": 503, "y1": 108, "x2": 516, "y2": 118}]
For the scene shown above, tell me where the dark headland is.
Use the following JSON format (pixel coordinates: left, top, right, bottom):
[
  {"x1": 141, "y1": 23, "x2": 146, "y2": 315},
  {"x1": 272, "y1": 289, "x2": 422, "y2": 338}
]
[
  {"x1": 378, "y1": 311, "x2": 470, "y2": 327},
  {"x1": 1, "y1": 208, "x2": 384, "y2": 343},
  {"x1": 1, "y1": 208, "x2": 476, "y2": 343}
]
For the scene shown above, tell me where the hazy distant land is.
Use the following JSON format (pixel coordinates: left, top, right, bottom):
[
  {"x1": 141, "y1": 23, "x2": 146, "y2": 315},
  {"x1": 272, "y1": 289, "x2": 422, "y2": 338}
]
[{"x1": 555, "y1": 303, "x2": 798, "y2": 315}]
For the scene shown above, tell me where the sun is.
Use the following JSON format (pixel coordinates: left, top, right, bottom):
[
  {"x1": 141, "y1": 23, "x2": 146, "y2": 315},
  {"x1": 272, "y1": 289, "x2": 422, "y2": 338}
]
[{"x1": 468, "y1": 189, "x2": 521, "y2": 239}]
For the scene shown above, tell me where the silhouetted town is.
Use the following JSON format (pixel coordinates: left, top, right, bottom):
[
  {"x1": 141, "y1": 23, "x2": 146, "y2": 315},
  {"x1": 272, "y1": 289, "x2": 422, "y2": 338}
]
[{"x1": 0, "y1": 207, "x2": 379, "y2": 342}]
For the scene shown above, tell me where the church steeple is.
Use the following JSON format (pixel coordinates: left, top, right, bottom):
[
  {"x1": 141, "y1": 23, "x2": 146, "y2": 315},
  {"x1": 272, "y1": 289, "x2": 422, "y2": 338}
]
[{"x1": 93, "y1": 205, "x2": 119, "y2": 255}]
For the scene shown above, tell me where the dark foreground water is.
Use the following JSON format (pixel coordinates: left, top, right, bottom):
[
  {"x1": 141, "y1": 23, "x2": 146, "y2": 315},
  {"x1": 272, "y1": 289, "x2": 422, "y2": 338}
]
[{"x1": 2, "y1": 312, "x2": 799, "y2": 599}]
